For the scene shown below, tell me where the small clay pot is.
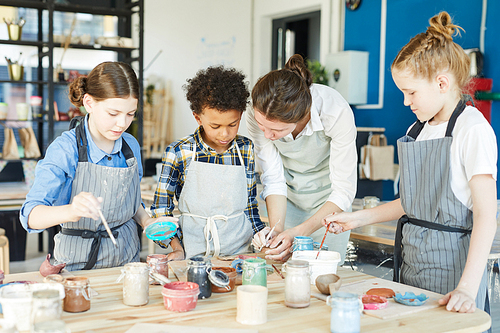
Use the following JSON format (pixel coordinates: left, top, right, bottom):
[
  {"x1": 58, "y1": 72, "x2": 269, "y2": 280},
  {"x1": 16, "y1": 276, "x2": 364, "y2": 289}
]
[
  {"x1": 315, "y1": 273, "x2": 342, "y2": 295},
  {"x1": 211, "y1": 267, "x2": 236, "y2": 293}
]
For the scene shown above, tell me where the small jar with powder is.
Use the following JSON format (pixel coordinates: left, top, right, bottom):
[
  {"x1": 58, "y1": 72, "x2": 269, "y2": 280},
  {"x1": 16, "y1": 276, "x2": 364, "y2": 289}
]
[
  {"x1": 147, "y1": 254, "x2": 169, "y2": 285},
  {"x1": 63, "y1": 277, "x2": 90, "y2": 313},
  {"x1": 284, "y1": 260, "x2": 310, "y2": 308},
  {"x1": 31, "y1": 289, "x2": 62, "y2": 326},
  {"x1": 122, "y1": 262, "x2": 150, "y2": 306}
]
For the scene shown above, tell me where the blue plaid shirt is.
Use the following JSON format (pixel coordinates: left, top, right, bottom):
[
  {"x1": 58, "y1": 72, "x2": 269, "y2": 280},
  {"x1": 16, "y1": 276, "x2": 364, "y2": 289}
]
[{"x1": 150, "y1": 127, "x2": 264, "y2": 248}]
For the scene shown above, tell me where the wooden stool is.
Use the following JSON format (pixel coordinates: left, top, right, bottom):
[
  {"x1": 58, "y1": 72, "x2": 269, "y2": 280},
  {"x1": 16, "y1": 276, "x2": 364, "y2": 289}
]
[{"x1": 0, "y1": 228, "x2": 10, "y2": 274}]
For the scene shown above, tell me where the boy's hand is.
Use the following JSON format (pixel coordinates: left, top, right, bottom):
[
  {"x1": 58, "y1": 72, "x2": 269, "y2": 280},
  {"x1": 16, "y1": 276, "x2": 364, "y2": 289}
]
[
  {"x1": 252, "y1": 227, "x2": 274, "y2": 249},
  {"x1": 69, "y1": 192, "x2": 102, "y2": 222},
  {"x1": 166, "y1": 248, "x2": 184, "y2": 261}
]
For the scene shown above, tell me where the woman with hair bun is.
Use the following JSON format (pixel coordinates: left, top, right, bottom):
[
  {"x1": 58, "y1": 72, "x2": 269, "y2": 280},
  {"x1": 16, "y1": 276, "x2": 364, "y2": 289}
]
[
  {"x1": 20, "y1": 61, "x2": 178, "y2": 271},
  {"x1": 247, "y1": 54, "x2": 357, "y2": 263},
  {"x1": 323, "y1": 12, "x2": 495, "y2": 315}
]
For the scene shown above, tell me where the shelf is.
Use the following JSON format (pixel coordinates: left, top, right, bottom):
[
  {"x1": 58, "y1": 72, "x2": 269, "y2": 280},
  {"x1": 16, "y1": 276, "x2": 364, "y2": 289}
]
[
  {"x1": 56, "y1": 43, "x2": 137, "y2": 52},
  {"x1": 0, "y1": 80, "x2": 46, "y2": 84},
  {"x1": 0, "y1": 39, "x2": 44, "y2": 47},
  {"x1": 53, "y1": 3, "x2": 136, "y2": 16},
  {"x1": 0, "y1": 0, "x2": 46, "y2": 10}
]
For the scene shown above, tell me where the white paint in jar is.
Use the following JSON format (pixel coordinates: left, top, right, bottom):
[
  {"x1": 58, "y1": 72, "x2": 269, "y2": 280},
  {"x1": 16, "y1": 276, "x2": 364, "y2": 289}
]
[
  {"x1": 122, "y1": 262, "x2": 150, "y2": 306},
  {"x1": 284, "y1": 260, "x2": 310, "y2": 308}
]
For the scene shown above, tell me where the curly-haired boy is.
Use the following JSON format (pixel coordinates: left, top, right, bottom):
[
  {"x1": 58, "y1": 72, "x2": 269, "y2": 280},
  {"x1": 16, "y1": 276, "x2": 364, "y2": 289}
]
[{"x1": 150, "y1": 66, "x2": 264, "y2": 260}]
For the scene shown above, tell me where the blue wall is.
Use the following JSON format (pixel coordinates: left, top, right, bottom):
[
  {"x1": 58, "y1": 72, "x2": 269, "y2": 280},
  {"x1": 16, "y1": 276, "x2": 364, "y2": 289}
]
[{"x1": 345, "y1": 0, "x2": 500, "y2": 199}]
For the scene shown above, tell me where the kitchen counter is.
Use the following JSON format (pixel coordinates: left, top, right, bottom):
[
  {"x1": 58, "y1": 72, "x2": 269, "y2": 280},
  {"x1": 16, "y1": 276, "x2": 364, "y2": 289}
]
[{"x1": 2, "y1": 264, "x2": 491, "y2": 332}]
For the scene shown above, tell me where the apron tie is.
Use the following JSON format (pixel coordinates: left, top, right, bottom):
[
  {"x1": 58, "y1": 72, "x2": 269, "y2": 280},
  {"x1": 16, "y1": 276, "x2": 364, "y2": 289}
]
[
  {"x1": 393, "y1": 215, "x2": 472, "y2": 282},
  {"x1": 182, "y1": 212, "x2": 244, "y2": 257},
  {"x1": 61, "y1": 225, "x2": 121, "y2": 270}
]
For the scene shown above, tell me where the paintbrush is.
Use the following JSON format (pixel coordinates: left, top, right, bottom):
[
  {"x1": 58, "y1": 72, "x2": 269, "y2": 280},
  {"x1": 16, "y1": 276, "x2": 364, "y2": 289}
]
[
  {"x1": 316, "y1": 222, "x2": 332, "y2": 259},
  {"x1": 259, "y1": 219, "x2": 280, "y2": 252},
  {"x1": 98, "y1": 208, "x2": 118, "y2": 247},
  {"x1": 272, "y1": 264, "x2": 284, "y2": 279}
]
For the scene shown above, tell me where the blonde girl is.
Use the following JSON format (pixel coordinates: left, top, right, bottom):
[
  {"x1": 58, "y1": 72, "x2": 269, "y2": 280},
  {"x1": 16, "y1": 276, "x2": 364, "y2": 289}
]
[{"x1": 323, "y1": 12, "x2": 496, "y2": 315}]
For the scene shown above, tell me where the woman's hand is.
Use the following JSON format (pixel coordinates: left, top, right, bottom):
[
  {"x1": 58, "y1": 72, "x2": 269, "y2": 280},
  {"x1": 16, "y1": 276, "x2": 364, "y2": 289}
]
[
  {"x1": 322, "y1": 211, "x2": 363, "y2": 234},
  {"x1": 261, "y1": 228, "x2": 300, "y2": 262},
  {"x1": 68, "y1": 192, "x2": 102, "y2": 222},
  {"x1": 438, "y1": 288, "x2": 476, "y2": 313}
]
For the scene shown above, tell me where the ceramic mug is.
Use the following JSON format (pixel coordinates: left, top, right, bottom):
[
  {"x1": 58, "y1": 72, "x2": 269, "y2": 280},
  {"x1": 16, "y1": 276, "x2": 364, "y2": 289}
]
[{"x1": 236, "y1": 285, "x2": 268, "y2": 325}]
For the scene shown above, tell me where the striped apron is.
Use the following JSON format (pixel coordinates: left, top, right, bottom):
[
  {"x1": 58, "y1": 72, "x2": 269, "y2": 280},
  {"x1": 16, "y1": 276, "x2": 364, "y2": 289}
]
[
  {"x1": 178, "y1": 143, "x2": 253, "y2": 259},
  {"x1": 273, "y1": 130, "x2": 350, "y2": 263},
  {"x1": 394, "y1": 100, "x2": 489, "y2": 313},
  {"x1": 53, "y1": 121, "x2": 142, "y2": 271}
]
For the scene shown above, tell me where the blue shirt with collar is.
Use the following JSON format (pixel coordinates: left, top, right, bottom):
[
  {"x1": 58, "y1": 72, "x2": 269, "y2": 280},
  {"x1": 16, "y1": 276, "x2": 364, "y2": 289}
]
[{"x1": 20, "y1": 116, "x2": 143, "y2": 233}]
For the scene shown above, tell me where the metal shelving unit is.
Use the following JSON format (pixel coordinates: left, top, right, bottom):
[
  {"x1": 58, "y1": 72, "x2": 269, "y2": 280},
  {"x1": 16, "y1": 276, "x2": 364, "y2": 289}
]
[{"x1": 0, "y1": 0, "x2": 144, "y2": 154}]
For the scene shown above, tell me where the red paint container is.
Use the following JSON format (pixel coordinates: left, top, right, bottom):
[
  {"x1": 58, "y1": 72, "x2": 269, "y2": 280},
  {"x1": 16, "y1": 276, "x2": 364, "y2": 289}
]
[{"x1": 161, "y1": 281, "x2": 200, "y2": 312}]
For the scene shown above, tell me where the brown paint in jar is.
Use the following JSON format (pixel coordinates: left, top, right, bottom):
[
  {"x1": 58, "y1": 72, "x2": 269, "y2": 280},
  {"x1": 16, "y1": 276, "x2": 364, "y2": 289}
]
[
  {"x1": 63, "y1": 276, "x2": 90, "y2": 313},
  {"x1": 211, "y1": 267, "x2": 236, "y2": 293}
]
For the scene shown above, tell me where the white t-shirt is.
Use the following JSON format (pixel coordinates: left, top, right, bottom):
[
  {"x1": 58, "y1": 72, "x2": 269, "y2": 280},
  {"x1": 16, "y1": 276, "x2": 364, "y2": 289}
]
[
  {"x1": 410, "y1": 105, "x2": 497, "y2": 209},
  {"x1": 246, "y1": 83, "x2": 357, "y2": 212}
]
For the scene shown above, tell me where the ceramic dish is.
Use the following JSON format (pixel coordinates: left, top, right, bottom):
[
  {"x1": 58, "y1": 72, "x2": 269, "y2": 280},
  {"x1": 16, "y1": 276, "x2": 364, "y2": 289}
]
[
  {"x1": 145, "y1": 221, "x2": 177, "y2": 241},
  {"x1": 394, "y1": 292, "x2": 429, "y2": 306},
  {"x1": 361, "y1": 294, "x2": 388, "y2": 310}
]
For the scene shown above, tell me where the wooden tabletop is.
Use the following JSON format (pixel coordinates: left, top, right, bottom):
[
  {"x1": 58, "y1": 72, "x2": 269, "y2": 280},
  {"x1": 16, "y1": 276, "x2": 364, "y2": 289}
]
[{"x1": 2, "y1": 265, "x2": 491, "y2": 332}]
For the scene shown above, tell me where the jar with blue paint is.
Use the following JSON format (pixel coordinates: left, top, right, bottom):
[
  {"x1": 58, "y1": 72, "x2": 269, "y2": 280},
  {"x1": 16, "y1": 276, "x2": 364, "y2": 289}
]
[
  {"x1": 326, "y1": 292, "x2": 363, "y2": 333},
  {"x1": 292, "y1": 236, "x2": 314, "y2": 252}
]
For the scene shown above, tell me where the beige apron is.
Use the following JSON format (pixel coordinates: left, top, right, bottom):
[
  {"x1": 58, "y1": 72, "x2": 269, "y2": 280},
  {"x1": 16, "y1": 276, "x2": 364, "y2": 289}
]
[
  {"x1": 178, "y1": 142, "x2": 253, "y2": 259},
  {"x1": 273, "y1": 130, "x2": 350, "y2": 263},
  {"x1": 54, "y1": 120, "x2": 141, "y2": 271}
]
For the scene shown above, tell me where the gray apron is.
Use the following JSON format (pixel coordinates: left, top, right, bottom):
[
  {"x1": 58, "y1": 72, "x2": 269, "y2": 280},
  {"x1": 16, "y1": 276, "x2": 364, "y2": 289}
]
[
  {"x1": 54, "y1": 121, "x2": 142, "y2": 271},
  {"x1": 395, "y1": 100, "x2": 489, "y2": 313},
  {"x1": 178, "y1": 142, "x2": 253, "y2": 259},
  {"x1": 273, "y1": 130, "x2": 350, "y2": 263}
]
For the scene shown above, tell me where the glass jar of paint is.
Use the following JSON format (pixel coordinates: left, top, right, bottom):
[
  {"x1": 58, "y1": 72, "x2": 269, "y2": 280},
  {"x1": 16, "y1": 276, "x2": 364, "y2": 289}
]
[
  {"x1": 187, "y1": 257, "x2": 212, "y2": 299},
  {"x1": 147, "y1": 254, "x2": 169, "y2": 285},
  {"x1": 31, "y1": 289, "x2": 62, "y2": 325},
  {"x1": 363, "y1": 196, "x2": 380, "y2": 209},
  {"x1": 283, "y1": 260, "x2": 310, "y2": 308},
  {"x1": 63, "y1": 277, "x2": 90, "y2": 313},
  {"x1": 211, "y1": 267, "x2": 237, "y2": 293},
  {"x1": 122, "y1": 262, "x2": 150, "y2": 306},
  {"x1": 327, "y1": 292, "x2": 363, "y2": 333},
  {"x1": 242, "y1": 258, "x2": 273, "y2": 287},
  {"x1": 292, "y1": 236, "x2": 314, "y2": 252}
]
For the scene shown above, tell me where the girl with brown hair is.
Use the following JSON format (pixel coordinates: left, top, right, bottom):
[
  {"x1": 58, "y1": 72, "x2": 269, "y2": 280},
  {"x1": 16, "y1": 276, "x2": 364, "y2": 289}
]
[
  {"x1": 20, "y1": 62, "x2": 177, "y2": 271},
  {"x1": 248, "y1": 54, "x2": 357, "y2": 263},
  {"x1": 323, "y1": 12, "x2": 496, "y2": 315}
]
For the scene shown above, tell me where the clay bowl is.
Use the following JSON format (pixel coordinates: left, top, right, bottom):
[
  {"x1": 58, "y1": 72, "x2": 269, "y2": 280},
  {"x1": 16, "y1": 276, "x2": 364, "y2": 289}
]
[{"x1": 315, "y1": 273, "x2": 342, "y2": 295}]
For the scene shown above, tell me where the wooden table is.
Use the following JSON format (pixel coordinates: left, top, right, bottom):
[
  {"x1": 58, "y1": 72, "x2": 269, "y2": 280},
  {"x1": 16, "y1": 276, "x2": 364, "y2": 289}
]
[{"x1": 2, "y1": 266, "x2": 491, "y2": 332}]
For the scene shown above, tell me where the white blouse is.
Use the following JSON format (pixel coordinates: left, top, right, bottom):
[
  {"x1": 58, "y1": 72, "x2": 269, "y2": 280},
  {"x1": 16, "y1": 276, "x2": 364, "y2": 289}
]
[{"x1": 246, "y1": 83, "x2": 357, "y2": 212}]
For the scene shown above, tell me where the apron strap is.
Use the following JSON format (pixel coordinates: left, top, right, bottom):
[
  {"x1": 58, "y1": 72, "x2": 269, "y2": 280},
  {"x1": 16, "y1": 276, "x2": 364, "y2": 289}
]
[
  {"x1": 393, "y1": 215, "x2": 471, "y2": 282},
  {"x1": 182, "y1": 212, "x2": 244, "y2": 257},
  {"x1": 407, "y1": 100, "x2": 467, "y2": 140},
  {"x1": 61, "y1": 224, "x2": 122, "y2": 270},
  {"x1": 74, "y1": 117, "x2": 135, "y2": 162}
]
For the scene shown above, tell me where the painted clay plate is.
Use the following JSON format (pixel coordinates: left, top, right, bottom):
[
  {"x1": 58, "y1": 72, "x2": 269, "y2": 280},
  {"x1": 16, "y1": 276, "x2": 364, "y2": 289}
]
[
  {"x1": 394, "y1": 292, "x2": 429, "y2": 306},
  {"x1": 145, "y1": 221, "x2": 177, "y2": 241},
  {"x1": 361, "y1": 294, "x2": 388, "y2": 310}
]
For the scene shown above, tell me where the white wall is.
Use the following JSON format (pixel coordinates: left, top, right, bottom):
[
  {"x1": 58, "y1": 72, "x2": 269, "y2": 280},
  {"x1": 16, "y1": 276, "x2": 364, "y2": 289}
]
[
  {"x1": 143, "y1": 0, "x2": 343, "y2": 140},
  {"x1": 144, "y1": 0, "x2": 253, "y2": 139}
]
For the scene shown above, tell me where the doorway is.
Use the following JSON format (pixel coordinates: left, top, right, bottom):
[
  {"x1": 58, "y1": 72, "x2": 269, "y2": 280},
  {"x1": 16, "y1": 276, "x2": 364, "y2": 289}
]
[{"x1": 272, "y1": 11, "x2": 321, "y2": 70}]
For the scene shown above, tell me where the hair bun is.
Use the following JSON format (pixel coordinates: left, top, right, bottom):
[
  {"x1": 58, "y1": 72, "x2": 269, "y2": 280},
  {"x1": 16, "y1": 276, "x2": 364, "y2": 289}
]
[
  {"x1": 68, "y1": 76, "x2": 88, "y2": 107},
  {"x1": 426, "y1": 11, "x2": 462, "y2": 44}
]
